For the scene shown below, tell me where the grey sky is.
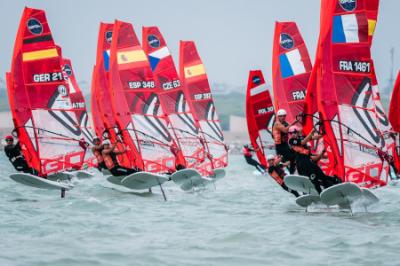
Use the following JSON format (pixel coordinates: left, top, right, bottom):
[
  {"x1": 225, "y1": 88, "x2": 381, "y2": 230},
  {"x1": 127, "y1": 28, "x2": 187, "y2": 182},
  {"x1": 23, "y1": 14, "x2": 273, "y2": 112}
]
[{"x1": 0, "y1": 0, "x2": 399, "y2": 92}]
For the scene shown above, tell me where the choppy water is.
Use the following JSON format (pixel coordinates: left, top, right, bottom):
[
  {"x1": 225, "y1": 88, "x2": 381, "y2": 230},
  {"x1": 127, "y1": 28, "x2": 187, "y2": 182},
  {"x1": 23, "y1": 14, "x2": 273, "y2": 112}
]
[{"x1": 1, "y1": 154, "x2": 400, "y2": 266}]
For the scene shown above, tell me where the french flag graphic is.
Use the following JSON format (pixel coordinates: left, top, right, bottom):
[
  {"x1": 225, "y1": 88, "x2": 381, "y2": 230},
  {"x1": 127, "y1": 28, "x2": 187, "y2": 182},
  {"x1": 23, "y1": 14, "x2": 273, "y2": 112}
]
[
  {"x1": 103, "y1": 50, "x2": 110, "y2": 71},
  {"x1": 148, "y1": 47, "x2": 170, "y2": 71},
  {"x1": 332, "y1": 13, "x2": 368, "y2": 43},
  {"x1": 279, "y1": 48, "x2": 306, "y2": 78}
]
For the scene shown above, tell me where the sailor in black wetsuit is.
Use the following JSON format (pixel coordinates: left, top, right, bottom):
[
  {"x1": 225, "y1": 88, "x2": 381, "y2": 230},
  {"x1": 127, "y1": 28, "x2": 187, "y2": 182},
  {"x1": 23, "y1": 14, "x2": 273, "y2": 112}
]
[
  {"x1": 272, "y1": 109, "x2": 299, "y2": 174},
  {"x1": 102, "y1": 139, "x2": 139, "y2": 176},
  {"x1": 242, "y1": 144, "x2": 266, "y2": 174},
  {"x1": 266, "y1": 154, "x2": 300, "y2": 197},
  {"x1": 288, "y1": 127, "x2": 341, "y2": 193},
  {"x1": 4, "y1": 135, "x2": 35, "y2": 174}
]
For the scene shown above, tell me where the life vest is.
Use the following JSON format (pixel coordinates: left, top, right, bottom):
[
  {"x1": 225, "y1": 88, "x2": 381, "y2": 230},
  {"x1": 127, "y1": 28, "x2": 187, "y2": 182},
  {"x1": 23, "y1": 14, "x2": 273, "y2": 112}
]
[
  {"x1": 103, "y1": 151, "x2": 117, "y2": 169},
  {"x1": 272, "y1": 121, "x2": 289, "y2": 145},
  {"x1": 92, "y1": 147, "x2": 104, "y2": 163},
  {"x1": 269, "y1": 168, "x2": 284, "y2": 185},
  {"x1": 242, "y1": 147, "x2": 251, "y2": 157}
]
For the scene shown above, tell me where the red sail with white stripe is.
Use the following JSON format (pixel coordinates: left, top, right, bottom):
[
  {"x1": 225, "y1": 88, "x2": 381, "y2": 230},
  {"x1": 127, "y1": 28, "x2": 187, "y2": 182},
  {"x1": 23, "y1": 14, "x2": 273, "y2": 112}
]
[
  {"x1": 246, "y1": 70, "x2": 275, "y2": 168},
  {"x1": 142, "y1": 26, "x2": 205, "y2": 169},
  {"x1": 109, "y1": 20, "x2": 177, "y2": 173},
  {"x1": 92, "y1": 22, "x2": 132, "y2": 169},
  {"x1": 315, "y1": 0, "x2": 391, "y2": 187},
  {"x1": 179, "y1": 41, "x2": 228, "y2": 174},
  {"x1": 61, "y1": 58, "x2": 97, "y2": 167},
  {"x1": 7, "y1": 7, "x2": 87, "y2": 176},
  {"x1": 272, "y1": 21, "x2": 312, "y2": 122}
]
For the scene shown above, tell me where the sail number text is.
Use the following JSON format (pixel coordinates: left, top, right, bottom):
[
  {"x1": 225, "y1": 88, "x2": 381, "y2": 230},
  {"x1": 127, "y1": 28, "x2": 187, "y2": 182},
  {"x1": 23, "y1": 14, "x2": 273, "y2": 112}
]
[
  {"x1": 339, "y1": 60, "x2": 370, "y2": 73},
  {"x1": 33, "y1": 72, "x2": 64, "y2": 83}
]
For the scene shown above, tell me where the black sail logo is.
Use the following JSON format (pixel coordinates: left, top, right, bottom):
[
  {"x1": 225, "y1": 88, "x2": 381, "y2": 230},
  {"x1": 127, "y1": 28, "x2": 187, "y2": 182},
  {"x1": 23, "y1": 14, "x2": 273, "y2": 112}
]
[
  {"x1": 175, "y1": 92, "x2": 198, "y2": 134},
  {"x1": 143, "y1": 94, "x2": 171, "y2": 142},
  {"x1": 205, "y1": 102, "x2": 224, "y2": 141},
  {"x1": 351, "y1": 78, "x2": 384, "y2": 148},
  {"x1": 48, "y1": 90, "x2": 81, "y2": 136}
]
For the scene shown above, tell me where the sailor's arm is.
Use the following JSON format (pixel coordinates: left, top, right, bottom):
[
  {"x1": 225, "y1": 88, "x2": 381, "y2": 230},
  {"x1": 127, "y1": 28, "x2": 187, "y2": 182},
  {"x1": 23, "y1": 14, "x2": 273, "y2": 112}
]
[
  {"x1": 311, "y1": 149, "x2": 326, "y2": 162},
  {"x1": 301, "y1": 129, "x2": 316, "y2": 145}
]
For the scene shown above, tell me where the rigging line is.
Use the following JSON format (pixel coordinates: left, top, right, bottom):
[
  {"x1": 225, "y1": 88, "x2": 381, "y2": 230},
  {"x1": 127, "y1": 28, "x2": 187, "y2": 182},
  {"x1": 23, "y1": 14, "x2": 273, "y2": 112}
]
[
  {"x1": 198, "y1": 130, "x2": 225, "y2": 146},
  {"x1": 14, "y1": 126, "x2": 85, "y2": 143},
  {"x1": 120, "y1": 128, "x2": 171, "y2": 147},
  {"x1": 298, "y1": 113, "x2": 389, "y2": 156},
  {"x1": 170, "y1": 127, "x2": 201, "y2": 138}
]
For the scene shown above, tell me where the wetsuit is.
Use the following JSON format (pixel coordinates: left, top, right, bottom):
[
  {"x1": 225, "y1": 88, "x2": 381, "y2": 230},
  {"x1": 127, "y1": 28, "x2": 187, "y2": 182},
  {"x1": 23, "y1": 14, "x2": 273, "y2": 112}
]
[
  {"x1": 268, "y1": 164, "x2": 300, "y2": 197},
  {"x1": 92, "y1": 146, "x2": 106, "y2": 171},
  {"x1": 272, "y1": 121, "x2": 296, "y2": 174},
  {"x1": 4, "y1": 142, "x2": 35, "y2": 174},
  {"x1": 243, "y1": 147, "x2": 266, "y2": 173},
  {"x1": 289, "y1": 137, "x2": 341, "y2": 193},
  {"x1": 103, "y1": 151, "x2": 137, "y2": 176}
]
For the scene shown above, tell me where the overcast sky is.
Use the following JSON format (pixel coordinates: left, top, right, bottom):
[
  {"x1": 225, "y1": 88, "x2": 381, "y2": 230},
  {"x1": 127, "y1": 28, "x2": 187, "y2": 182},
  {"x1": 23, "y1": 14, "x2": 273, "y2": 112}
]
[{"x1": 0, "y1": 0, "x2": 399, "y2": 92}]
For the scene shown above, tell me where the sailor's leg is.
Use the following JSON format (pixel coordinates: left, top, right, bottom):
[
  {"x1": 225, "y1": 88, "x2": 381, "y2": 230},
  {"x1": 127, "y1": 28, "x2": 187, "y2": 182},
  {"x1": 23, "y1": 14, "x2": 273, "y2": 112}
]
[{"x1": 281, "y1": 183, "x2": 300, "y2": 197}]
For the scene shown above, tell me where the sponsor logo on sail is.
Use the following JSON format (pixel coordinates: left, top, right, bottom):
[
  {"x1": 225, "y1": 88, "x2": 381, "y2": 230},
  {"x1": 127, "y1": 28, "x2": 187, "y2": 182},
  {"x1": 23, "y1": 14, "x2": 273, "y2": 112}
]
[
  {"x1": 252, "y1": 76, "x2": 261, "y2": 85},
  {"x1": 57, "y1": 85, "x2": 68, "y2": 96},
  {"x1": 280, "y1": 33, "x2": 294, "y2": 50},
  {"x1": 339, "y1": 0, "x2": 356, "y2": 12},
  {"x1": 105, "y1": 31, "x2": 112, "y2": 43},
  {"x1": 27, "y1": 18, "x2": 43, "y2": 35},
  {"x1": 148, "y1": 35, "x2": 160, "y2": 48},
  {"x1": 63, "y1": 64, "x2": 73, "y2": 77}
]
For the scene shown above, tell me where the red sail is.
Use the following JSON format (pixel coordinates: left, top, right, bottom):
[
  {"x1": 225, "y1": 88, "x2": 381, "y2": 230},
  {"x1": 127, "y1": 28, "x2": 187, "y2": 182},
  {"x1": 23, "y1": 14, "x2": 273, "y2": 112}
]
[
  {"x1": 315, "y1": 0, "x2": 390, "y2": 187},
  {"x1": 389, "y1": 72, "x2": 400, "y2": 132},
  {"x1": 90, "y1": 65, "x2": 105, "y2": 138},
  {"x1": 272, "y1": 21, "x2": 312, "y2": 123},
  {"x1": 246, "y1": 70, "x2": 275, "y2": 168},
  {"x1": 303, "y1": 0, "x2": 332, "y2": 135},
  {"x1": 179, "y1": 41, "x2": 228, "y2": 174},
  {"x1": 389, "y1": 72, "x2": 400, "y2": 172},
  {"x1": 109, "y1": 20, "x2": 177, "y2": 173},
  {"x1": 7, "y1": 7, "x2": 87, "y2": 176},
  {"x1": 142, "y1": 26, "x2": 205, "y2": 169},
  {"x1": 92, "y1": 22, "x2": 132, "y2": 169}
]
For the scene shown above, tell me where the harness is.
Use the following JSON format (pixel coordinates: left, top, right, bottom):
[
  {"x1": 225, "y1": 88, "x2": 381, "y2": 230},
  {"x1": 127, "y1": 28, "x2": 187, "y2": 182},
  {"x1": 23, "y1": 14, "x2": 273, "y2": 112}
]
[
  {"x1": 103, "y1": 152, "x2": 117, "y2": 169},
  {"x1": 93, "y1": 147, "x2": 104, "y2": 163}
]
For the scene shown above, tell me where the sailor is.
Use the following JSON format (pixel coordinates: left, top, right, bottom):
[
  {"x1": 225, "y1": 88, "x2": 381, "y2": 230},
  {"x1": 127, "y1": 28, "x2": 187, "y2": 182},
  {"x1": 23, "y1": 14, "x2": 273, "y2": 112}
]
[
  {"x1": 266, "y1": 154, "x2": 300, "y2": 197},
  {"x1": 102, "y1": 139, "x2": 138, "y2": 176},
  {"x1": 3, "y1": 135, "x2": 35, "y2": 174},
  {"x1": 272, "y1": 109, "x2": 298, "y2": 174},
  {"x1": 242, "y1": 144, "x2": 266, "y2": 174},
  {"x1": 91, "y1": 137, "x2": 107, "y2": 171},
  {"x1": 288, "y1": 126, "x2": 341, "y2": 193}
]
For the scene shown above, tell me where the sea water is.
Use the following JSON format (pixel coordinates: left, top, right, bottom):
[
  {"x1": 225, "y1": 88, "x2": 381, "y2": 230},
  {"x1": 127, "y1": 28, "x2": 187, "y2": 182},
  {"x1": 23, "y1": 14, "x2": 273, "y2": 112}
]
[{"x1": 0, "y1": 154, "x2": 399, "y2": 266}]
